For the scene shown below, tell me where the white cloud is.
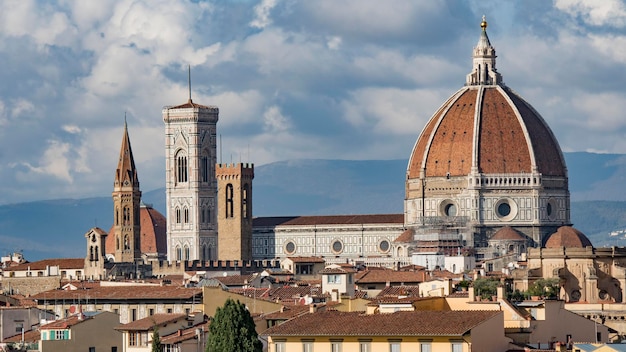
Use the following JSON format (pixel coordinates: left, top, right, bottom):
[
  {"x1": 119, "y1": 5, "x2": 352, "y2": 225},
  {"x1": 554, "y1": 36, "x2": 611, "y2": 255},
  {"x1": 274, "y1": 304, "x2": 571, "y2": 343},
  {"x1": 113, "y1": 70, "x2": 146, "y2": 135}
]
[
  {"x1": 11, "y1": 99, "x2": 35, "y2": 118},
  {"x1": 555, "y1": 0, "x2": 626, "y2": 27},
  {"x1": 263, "y1": 105, "x2": 291, "y2": 133},
  {"x1": 250, "y1": 0, "x2": 278, "y2": 29},
  {"x1": 22, "y1": 140, "x2": 73, "y2": 183},
  {"x1": 62, "y1": 125, "x2": 82, "y2": 134},
  {"x1": 326, "y1": 36, "x2": 342, "y2": 50}
]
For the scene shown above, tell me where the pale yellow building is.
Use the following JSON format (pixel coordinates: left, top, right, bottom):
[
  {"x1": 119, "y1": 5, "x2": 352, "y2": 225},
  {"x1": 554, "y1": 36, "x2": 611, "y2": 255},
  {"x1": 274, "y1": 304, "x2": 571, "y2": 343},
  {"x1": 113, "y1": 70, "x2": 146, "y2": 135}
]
[{"x1": 263, "y1": 310, "x2": 510, "y2": 352}]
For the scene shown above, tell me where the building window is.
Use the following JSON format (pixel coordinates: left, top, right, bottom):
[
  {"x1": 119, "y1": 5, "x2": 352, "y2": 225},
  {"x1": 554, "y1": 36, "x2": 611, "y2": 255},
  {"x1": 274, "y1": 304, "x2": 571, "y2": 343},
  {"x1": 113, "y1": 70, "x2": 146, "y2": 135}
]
[
  {"x1": 177, "y1": 155, "x2": 188, "y2": 183},
  {"x1": 131, "y1": 309, "x2": 137, "y2": 321},
  {"x1": 176, "y1": 246, "x2": 182, "y2": 261},
  {"x1": 331, "y1": 240, "x2": 343, "y2": 254},
  {"x1": 359, "y1": 341, "x2": 371, "y2": 352},
  {"x1": 129, "y1": 332, "x2": 138, "y2": 346},
  {"x1": 285, "y1": 241, "x2": 296, "y2": 255},
  {"x1": 275, "y1": 342, "x2": 286, "y2": 352},
  {"x1": 226, "y1": 184, "x2": 234, "y2": 218},
  {"x1": 184, "y1": 207, "x2": 189, "y2": 223},
  {"x1": 201, "y1": 155, "x2": 209, "y2": 182},
  {"x1": 15, "y1": 322, "x2": 23, "y2": 333},
  {"x1": 149, "y1": 308, "x2": 154, "y2": 316},
  {"x1": 389, "y1": 342, "x2": 400, "y2": 352},
  {"x1": 184, "y1": 245, "x2": 190, "y2": 260},
  {"x1": 420, "y1": 342, "x2": 431, "y2": 352},
  {"x1": 89, "y1": 347, "x2": 95, "y2": 352},
  {"x1": 327, "y1": 275, "x2": 341, "y2": 284},
  {"x1": 331, "y1": 341, "x2": 342, "y2": 352},
  {"x1": 243, "y1": 183, "x2": 250, "y2": 219},
  {"x1": 302, "y1": 341, "x2": 313, "y2": 352},
  {"x1": 176, "y1": 208, "x2": 181, "y2": 223},
  {"x1": 451, "y1": 342, "x2": 463, "y2": 352},
  {"x1": 55, "y1": 330, "x2": 68, "y2": 340}
]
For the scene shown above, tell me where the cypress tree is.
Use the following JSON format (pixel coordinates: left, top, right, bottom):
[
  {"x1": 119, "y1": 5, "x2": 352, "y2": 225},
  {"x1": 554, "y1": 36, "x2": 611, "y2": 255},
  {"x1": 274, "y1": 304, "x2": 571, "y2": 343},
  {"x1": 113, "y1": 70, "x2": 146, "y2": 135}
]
[{"x1": 206, "y1": 298, "x2": 262, "y2": 352}]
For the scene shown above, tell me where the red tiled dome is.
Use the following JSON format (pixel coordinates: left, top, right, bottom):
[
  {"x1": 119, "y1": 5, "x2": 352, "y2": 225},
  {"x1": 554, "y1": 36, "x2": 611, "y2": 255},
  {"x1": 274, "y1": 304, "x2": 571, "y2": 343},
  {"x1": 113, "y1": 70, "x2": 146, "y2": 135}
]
[
  {"x1": 407, "y1": 86, "x2": 566, "y2": 179},
  {"x1": 544, "y1": 226, "x2": 592, "y2": 248},
  {"x1": 106, "y1": 204, "x2": 167, "y2": 258},
  {"x1": 491, "y1": 226, "x2": 527, "y2": 241}
]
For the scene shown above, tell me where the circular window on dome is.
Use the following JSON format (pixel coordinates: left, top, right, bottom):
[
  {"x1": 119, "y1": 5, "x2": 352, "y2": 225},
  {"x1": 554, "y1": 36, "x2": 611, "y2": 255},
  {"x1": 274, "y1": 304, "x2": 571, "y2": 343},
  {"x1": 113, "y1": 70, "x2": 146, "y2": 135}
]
[
  {"x1": 284, "y1": 241, "x2": 296, "y2": 255},
  {"x1": 378, "y1": 240, "x2": 390, "y2": 253},
  {"x1": 494, "y1": 198, "x2": 517, "y2": 222},
  {"x1": 331, "y1": 240, "x2": 344, "y2": 254},
  {"x1": 439, "y1": 200, "x2": 458, "y2": 217},
  {"x1": 546, "y1": 198, "x2": 558, "y2": 221}
]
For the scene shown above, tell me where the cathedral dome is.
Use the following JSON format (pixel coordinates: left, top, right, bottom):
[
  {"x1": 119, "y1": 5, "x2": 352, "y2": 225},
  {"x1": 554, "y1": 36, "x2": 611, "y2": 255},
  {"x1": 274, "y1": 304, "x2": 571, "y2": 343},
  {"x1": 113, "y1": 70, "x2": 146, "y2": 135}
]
[
  {"x1": 544, "y1": 226, "x2": 593, "y2": 248},
  {"x1": 407, "y1": 20, "x2": 566, "y2": 179},
  {"x1": 106, "y1": 203, "x2": 167, "y2": 261},
  {"x1": 490, "y1": 226, "x2": 527, "y2": 242}
]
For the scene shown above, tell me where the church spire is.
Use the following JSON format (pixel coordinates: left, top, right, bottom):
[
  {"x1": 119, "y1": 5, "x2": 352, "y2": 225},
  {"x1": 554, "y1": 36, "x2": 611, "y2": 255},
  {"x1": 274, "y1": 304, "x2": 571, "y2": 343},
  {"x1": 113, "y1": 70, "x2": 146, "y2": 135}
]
[
  {"x1": 112, "y1": 120, "x2": 142, "y2": 263},
  {"x1": 466, "y1": 16, "x2": 502, "y2": 86},
  {"x1": 114, "y1": 119, "x2": 139, "y2": 188}
]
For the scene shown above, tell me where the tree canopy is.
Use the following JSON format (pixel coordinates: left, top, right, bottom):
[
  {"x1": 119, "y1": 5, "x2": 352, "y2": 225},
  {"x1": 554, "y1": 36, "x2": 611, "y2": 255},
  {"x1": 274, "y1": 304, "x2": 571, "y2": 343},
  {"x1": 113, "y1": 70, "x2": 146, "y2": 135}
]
[
  {"x1": 206, "y1": 298, "x2": 262, "y2": 352},
  {"x1": 151, "y1": 325, "x2": 161, "y2": 352}
]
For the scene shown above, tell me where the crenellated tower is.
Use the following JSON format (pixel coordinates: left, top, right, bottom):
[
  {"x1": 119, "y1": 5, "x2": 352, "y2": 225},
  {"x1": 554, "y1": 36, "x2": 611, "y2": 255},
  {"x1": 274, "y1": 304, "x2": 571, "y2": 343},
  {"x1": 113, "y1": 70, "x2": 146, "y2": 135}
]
[
  {"x1": 216, "y1": 163, "x2": 254, "y2": 261},
  {"x1": 163, "y1": 98, "x2": 219, "y2": 261},
  {"x1": 112, "y1": 121, "x2": 142, "y2": 263}
]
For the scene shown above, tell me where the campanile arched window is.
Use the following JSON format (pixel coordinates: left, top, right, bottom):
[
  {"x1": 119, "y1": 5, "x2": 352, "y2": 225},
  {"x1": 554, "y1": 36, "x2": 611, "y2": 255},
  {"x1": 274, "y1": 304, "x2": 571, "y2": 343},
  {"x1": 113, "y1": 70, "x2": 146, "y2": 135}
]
[
  {"x1": 243, "y1": 183, "x2": 250, "y2": 219},
  {"x1": 176, "y1": 153, "x2": 188, "y2": 183},
  {"x1": 225, "y1": 183, "x2": 234, "y2": 218}
]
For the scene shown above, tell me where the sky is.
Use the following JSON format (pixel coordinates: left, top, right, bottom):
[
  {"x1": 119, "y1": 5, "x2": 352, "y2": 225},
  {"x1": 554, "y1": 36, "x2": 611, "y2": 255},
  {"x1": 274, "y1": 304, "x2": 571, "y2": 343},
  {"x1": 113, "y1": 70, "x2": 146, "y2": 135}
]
[{"x1": 1, "y1": 0, "x2": 626, "y2": 205}]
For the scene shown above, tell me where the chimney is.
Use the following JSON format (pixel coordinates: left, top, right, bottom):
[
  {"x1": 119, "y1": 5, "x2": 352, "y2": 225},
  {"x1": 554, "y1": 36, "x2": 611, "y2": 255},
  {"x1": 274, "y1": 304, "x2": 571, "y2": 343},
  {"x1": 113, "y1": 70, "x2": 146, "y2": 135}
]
[
  {"x1": 496, "y1": 285, "x2": 504, "y2": 301},
  {"x1": 309, "y1": 304, "x2": 316, "y2": 314},
  {"x1": 468, "y1": 286, "x2": 475, "y2": 302}
]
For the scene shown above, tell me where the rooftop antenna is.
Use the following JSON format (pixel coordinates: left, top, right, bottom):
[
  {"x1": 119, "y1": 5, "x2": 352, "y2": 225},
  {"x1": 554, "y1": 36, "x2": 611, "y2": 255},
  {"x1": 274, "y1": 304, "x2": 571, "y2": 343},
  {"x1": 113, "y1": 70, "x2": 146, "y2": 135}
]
[{"x1": 188, "y1": 65, "x2": 192, "y2": 102}]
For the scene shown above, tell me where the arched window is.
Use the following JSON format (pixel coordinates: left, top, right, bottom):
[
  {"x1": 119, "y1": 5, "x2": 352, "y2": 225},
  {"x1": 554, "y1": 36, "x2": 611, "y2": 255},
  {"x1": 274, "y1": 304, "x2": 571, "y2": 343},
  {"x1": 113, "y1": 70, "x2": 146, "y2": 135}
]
[
  {"x1": 184, "y1": 207, "x2": 189, "y2": 223},
  {"x1": 176, "y1": 246, "x2": 182, "y2": 261},
  {"x1": 243, "y1": 183, "x2": 250, "y2": 219},
  {"x1": 176, "y1": 154, "x2": 188, "y2": 183},
  {"x1": 123, "y1": 206, "x2": 130, "y2": 226},
  {"x1": 116, "y1": 236, "x2": 120, "y2": 250},
  {"x1": 201, "y1": 155, "x2": 209, "y2": 182},
  {"x1": 124, "y1": 235, "x2": 130, "y2": 250},
  {"x1": 115, "y1": 207, "x2": 119, "y2": 225},
  {"x1": 184, "y1": 245, "x2": 190, "y2": 261},
  {"x1": 176, "y1": 208, "x2": 181, "y2": 223},
  {"x1": 226, "y1": 184, "x2": 234, "y2": 218}
]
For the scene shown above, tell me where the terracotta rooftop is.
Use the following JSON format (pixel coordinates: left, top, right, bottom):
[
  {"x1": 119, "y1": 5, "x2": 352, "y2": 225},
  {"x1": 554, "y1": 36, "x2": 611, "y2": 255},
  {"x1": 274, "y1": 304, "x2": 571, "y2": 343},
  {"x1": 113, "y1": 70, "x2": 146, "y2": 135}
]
[
  {"x1": 544, "y1": 226, "x2": 593, "y2": 248},
  {"x1": 376, "y1": 285, "x2": 421, "y2": 298},
  {"x1": 393, "y1": 229, "x2": 414, "y2": 243},
  {"x1": 261, "y1": 286, "x2": 324, "y2": 304},
  {"x1": 214, "y1": 274, "x2": 255, "y2": 286},
  {"x1": 319, "y1": 267, "x2": 356, "y2": 275},
  {"x1": 253, "y1": 214, "x2": 403, "y2": 227},
  {"x1": 263, "y1": 310, "x2": 500, "y2": 336},
  {"x1": 31, "y1": 285, "x2": 202, "y2": 302},
  {"x1": 116, "y1": 313, "x2": 187, "y2": 331},
  {"x1": 491, "y1": 227, "x2": 527, "y2": 241},
  {"x1": 166, "y1": 99, "x2": 218, "y2": 110},
  {"x1": 161, "y1": 321, "x2": 209, "y2": 345},
  {"x1": 4, "y1": 258, "x2": 85, "y2": 272},
  {"x1": 4, "y1": 328, "x2": 40, "y2": 343},
  {"x1": 356, "y1": 269, "x2": 426, "y2": 284},
  {"x1": 40, "y1": 314, "x2": 89, "y2": 329}
]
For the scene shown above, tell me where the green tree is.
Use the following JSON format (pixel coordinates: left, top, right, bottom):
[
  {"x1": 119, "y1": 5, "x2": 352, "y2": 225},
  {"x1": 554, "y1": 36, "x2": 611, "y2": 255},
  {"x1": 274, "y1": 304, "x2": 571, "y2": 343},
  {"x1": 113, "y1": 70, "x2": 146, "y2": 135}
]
[
  {"x1": 151, "y1": 325, "x2": 161, "y2": 352},
  {"x1": 207, "y1": 298, "x2": 262, "y2": 352},
  {"x1": 527, "y1": 278, "x2": 560, "y2": 298},
  {"x1": 472, "y1": 277, "x2": 500, "y2": 299}
]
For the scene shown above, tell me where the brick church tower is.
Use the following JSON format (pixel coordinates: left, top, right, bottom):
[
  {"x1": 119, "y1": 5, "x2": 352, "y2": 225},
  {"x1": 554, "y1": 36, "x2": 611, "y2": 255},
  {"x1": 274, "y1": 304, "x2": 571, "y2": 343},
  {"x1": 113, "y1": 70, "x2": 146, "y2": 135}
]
[
  {"x1": 216, "y1": 163, "x2": 254, "y2": 261},
  {"x1": 111, "y1": 121, "x2": 142, "y2": 263}
]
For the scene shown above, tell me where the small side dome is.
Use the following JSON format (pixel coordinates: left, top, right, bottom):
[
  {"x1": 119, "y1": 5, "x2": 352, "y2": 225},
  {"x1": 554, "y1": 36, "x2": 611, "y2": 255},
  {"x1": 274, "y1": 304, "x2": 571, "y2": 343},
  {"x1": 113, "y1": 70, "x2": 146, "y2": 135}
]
[
  {"x1": 544, "y1": 226, "x2": 593, "y2": 248},
  {"x1": 490, "y1": 226, "x2": 527, "y2": 241}
]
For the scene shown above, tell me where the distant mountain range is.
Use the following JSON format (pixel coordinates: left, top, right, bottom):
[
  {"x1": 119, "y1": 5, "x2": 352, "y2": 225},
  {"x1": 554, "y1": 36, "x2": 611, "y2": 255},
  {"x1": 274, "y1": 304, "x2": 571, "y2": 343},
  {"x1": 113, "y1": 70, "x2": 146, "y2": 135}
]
[{"x1": 2, "y1": 152, "x2": 626, "y2": 261}]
